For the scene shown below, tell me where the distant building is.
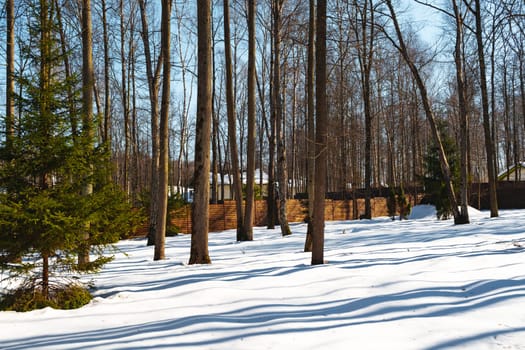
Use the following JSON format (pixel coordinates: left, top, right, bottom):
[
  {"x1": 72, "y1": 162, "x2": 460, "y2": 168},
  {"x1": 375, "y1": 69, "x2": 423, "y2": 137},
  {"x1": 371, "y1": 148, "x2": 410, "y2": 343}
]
[
  {"x1": 209, "y1": 169, "x2": 269, "y2": 201},
  {"x1": 498, "y1": 162, "x2": 525, "y2": 182}
]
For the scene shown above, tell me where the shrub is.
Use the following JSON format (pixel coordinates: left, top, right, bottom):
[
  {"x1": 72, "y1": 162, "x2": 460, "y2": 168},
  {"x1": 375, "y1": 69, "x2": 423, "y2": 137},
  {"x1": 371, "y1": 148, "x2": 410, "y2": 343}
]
[{"x1": 0, "y1": 281, "x2": 92, "y2": 312}]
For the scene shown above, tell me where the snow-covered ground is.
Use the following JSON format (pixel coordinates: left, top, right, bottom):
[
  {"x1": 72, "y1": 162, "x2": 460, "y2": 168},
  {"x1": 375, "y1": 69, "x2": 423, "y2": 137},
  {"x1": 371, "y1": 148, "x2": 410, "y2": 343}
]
[{"x1": 1, "y1": 206, "x2": 525, "y2": 349}]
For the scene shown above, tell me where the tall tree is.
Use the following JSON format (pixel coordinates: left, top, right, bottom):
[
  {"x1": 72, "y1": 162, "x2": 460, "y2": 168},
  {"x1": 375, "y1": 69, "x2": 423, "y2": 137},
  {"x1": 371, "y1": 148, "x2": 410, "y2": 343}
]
[
  {"x1": 119, "y1": 0, "x2": 130, "y2": 195},
  {"x1": 101, "y1": 0, "x2": 111, "y2": 147},
  {"x1": 78, "y1": 0, "x2": 96, "y2": 267},
  {"x1": 190, "y1": 0, "x2": 212, "y2": 264},
  {"x1": 469, "y1": 0, "x2": 499, "y2": 217},
  {"x1": 304, "y1": 0, "x2": 315, "y2": 252},
  {"x1": 223, "y1": 0, "x2": 245, "y2": 240},
  {"x1": 6, "y1": 0, "x2": 15, "y2": 150},
  {"x1": 385, "y1": 0, "x2": 463, "y2": 224},
  {"x1": 352, "y1": 0, "x2": 376, "y2": 220},
  {"x1": 241, "y1": 0, "x2": 256, "y2": 241},
  {"x1": 312, "y1": 0, "x2": 327, "y2": 265},
  {"x1": 154, "y1": 0, "x2": 171, "y2": 261},
  {"x1": 452, "y1": 0, "x2": 470, "y2": 224},
  {"x1": 0, "y1": 0, "x2": 135, "y2": 302},
  {"x1": 272, "y1": 0, "x2": 292, "y2": 236},
  {"x1": 138, "y1": 0, "x2": 163, "y2": 246}
]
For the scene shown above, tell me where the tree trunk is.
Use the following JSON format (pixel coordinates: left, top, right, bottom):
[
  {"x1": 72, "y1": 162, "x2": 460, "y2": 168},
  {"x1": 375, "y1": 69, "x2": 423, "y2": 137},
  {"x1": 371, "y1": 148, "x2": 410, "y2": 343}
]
[
  {"x1": 101, "y1": 0, "x2": 111, "y2": 147},
  {"x1": 190, "y1": 0, "x2": 212, "y2": 264},
  {"x1": 154, "y1": 0, "x2": 171, "y2": 261},
  {"x1": 223, "y1": 0, "x2": 245, "y2": 240},
  {"x1": 305, "y1": 0, "x2": 315, "y2": 252},
  {"x1": 78, "y1": 0, "x2": 95, "y2": 268},
  {"x1": 119, "y1": 0, "x2": 130, "y2": 195},
  {"x1": 353, "y1": 0, "x2": 375, "y2": 220},
  {"x1": 312, "y1": 0, "x2": 327, "y2": 265},
  {"x1": 6, "y1": 0, "x2": 15, "y2": 150},
  {"x1": 273, "y1": 0, "x2": 291, "y2": 237},
  {"x1": 241, "y1": 0, "x2": 256, "y2": 241},
  {"x1": 42, "y1": 253, "x2": 49, "y2": 300},
  {"x1": 471, "y1": 0, "x2": 498, "y2": 217},
  {"x1": 138, "y1": 0, "x2": 163, "y2": 246},
  {"x1": 55, "y1": 0, "x2": 78, "y2": 139},
  {"x1": 452, "y1": 0, "x2": 470, "y2": 224}
]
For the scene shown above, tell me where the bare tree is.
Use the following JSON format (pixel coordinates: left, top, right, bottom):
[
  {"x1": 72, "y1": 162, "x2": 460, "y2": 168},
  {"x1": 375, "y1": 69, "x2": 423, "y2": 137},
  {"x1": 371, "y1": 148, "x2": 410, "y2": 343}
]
[
  {"x1": 6, "y1": 0, "x2": 15, "y2": 150},
  {"x1": 352, "y1": 0, "x2": 376, "y2": 220},
  {"x1": 223, "y1": 0, "x2": 245, "y2": 241},
  {"x1": 385, "y1": 0, "x2": 463, "y2": 223},
  {"x1": 312, "y1": 0, "x2": 327, "y2": 265},
  {"x1": 241, "y1": 0, "x2": 256, "y2": 241},
  {"x1": 452, "y1": 0, "x2": 470, "y2": 223},
  {"x1": 78, "y1": 0, "x2": 95, "y2": 268},
  {"x1": 138, "y1": 0, "x2": 163, "y2": 246},
  {"x1": 272, "y1": 0, "x2": 292, "y2": 236},
  {"x1": 154, "y1": 0, "x2": 171, "y2": 261},
  {"x1": 468, "y1": 0, "x2": 499, "y2": 217},
  {"x1": 304, "y1": 0, "x2": 315, "y2": 252},
  {"x1": 190, "y1": 0, "x2": 212, "y2": 264},
  {"x1": 101, "y1": 0, "x2": 111, "y2": 147}
]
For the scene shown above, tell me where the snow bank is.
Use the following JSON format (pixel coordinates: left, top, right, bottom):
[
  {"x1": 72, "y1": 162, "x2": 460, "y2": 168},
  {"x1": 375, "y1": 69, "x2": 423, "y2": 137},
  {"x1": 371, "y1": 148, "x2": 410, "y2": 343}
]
[
  {"x1": 408, "y1": 204, "x2": 487, "y2": 221},
  {"x1": 408, "y1": 204, "x2": 437, "y2": 220}
]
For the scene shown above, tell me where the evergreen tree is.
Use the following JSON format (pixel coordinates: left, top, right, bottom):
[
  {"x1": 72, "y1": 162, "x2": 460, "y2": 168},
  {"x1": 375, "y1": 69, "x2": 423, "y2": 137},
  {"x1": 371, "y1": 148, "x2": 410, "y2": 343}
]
[
  {"x1": 423, "y1": 121, "x2": 460, "y2": 220},
  {"x1": 0, "y1": 0, "x2": 139, "y2": 309}
]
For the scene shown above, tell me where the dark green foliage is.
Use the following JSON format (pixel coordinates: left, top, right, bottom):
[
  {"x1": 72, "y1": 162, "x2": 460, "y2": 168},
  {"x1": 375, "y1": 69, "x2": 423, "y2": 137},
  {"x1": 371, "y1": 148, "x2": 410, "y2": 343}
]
[
  {"x1": 0, "y1": 281, "x2": 92, "y2": 312},
  {"x1": 0, "y1": 0, "x2": 142, "y2": 306},
  {"x1": 396, "y1": 186, "x2": 411, "y2": 220},
  {"x1": 387, "y1": 187, "x2": 412, "y2": 220},
  {"x1": 423, "y1": 122, "x2": 460, "y2": 220},
  {"x1": 387, "y1": 187, "x2": 397, "y2": 220},
  {"x1": 166, "y1": 193, "x2": 187, "y2": 236}
]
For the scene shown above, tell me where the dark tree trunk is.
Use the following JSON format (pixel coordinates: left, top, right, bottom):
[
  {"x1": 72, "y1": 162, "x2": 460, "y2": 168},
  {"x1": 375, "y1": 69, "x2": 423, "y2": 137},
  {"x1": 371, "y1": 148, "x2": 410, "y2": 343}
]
[
  {"x1": 304, "y1": 0, "x2": 315, "y2": 252},
  {"x1": 154, "y1": 0, "x2": 172, "y2": 261},
  {"x1": 78, "y1": 0, "x2": 95, "y2": 268},
  {"x1": 6, "y1": 0, "x2": 14, "y2": 148},
  {"x1": 452, "y1": 0, "x2": 470, "y2": 224},
  {"x1": 312, "y1": 0, "x2": 327, "y2": 265},
  {"x1": 273, "y1": 0, "x2": 291, "y2": 237},
  {"x1": 138, "y1": 0, "x2": 163, "y2": 246},
  {"x1": 472, "y1": 0, "x2": 499, "y2": 217},
  {"x1": 190, "y1": 0, "x2": 212, "y2": 264},
  {"x1": 223, "y1": 0, "x2": 245, "y2": 240},
  {"x1": 241, "y1": 0, "x2": 256, "y2": 241}
]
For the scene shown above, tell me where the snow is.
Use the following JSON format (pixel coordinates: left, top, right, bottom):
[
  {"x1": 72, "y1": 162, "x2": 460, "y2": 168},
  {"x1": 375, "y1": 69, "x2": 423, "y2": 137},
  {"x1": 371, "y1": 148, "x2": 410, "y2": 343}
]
[{"x1": 2, "y1": 206, "x2": 525, "y2": 349}]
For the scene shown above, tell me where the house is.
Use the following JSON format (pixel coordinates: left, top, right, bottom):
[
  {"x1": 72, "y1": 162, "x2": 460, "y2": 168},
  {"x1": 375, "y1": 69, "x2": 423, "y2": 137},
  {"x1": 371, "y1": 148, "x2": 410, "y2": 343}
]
[
  {"x1": 210, "y1": 169, "x2": 269, "y2": 201},
  {"x1": 498, "y1": 162, "x2": 525, "y2": 181}
]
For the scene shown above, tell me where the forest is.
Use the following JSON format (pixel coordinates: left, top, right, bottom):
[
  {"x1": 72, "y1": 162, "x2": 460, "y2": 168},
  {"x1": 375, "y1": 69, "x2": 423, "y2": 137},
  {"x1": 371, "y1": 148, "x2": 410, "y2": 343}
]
[{"x1": 0, "y1": 0, "x2": 524, "y2": 309}]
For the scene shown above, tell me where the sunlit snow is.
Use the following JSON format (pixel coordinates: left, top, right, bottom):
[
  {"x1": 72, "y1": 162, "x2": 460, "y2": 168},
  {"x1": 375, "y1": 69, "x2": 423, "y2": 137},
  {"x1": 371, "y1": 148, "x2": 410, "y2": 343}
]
[{"x1": 1, "y1": 206, "x2": 525, "y2": 349}]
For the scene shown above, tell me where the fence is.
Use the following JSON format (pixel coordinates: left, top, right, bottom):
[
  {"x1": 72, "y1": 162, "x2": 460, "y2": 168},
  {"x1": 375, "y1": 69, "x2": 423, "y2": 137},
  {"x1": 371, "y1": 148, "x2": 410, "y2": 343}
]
[{"x1": 168, "y1": 198, "x2": 391, "y2": 234}]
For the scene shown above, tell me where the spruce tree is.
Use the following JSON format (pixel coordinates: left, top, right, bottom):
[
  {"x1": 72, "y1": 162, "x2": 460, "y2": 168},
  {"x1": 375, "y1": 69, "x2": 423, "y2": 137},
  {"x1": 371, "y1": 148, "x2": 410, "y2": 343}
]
[
  {"x1": 423, "y1": 121, "x2": 460, "y2": 220},
  {"x1": 0, "y1": 0, "x2": 139, "y2": 309}
]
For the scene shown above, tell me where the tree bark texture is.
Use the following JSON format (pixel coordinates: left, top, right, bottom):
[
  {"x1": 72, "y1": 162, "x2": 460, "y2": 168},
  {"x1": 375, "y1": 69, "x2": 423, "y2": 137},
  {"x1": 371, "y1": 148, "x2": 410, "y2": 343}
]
[
  {"x1": 273, "y1": 0, "x2": 291, "y2": 237},
  {"x1": 472, "y1": 0, "x2": 499, "y2": 217},
  {"x1": 241, "y1": 0, "x2": 256, "y2": 241},
  {"x1": 154, "y1": 0, "x2": 171, "y2": 261},
  {"x1": 223, "y1": 0, "x2": 245, "y2": 241},
  {"x1": 304, "y1": 0, "x2": 316, "y2": 252},
  {"x1": 312, "y1": 0, "x2": 327, "y2": 265},
  {"x1": 190, "y1": 0, "x2": 212, "y2": 264},
  {"x1": 452, "y1": 0, "x2": 470, "y2": 224}
]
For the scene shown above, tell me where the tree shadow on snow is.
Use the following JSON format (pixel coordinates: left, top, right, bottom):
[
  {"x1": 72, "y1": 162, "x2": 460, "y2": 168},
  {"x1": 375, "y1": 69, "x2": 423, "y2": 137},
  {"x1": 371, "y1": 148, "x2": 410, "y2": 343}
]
[{"x1": 4, "y1": 277, "x2": 525, "y2": 349}]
